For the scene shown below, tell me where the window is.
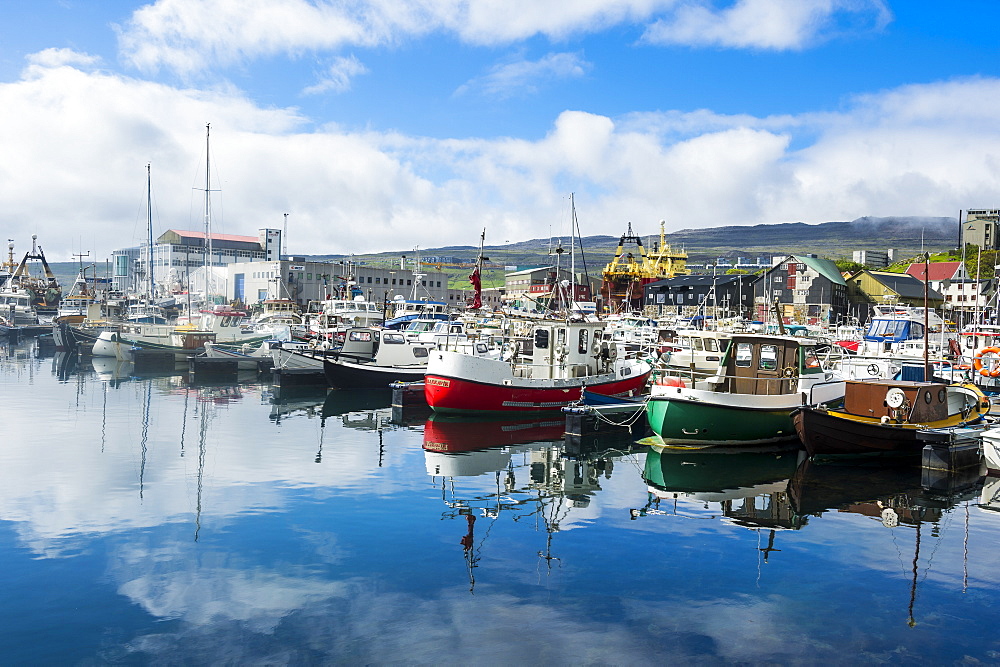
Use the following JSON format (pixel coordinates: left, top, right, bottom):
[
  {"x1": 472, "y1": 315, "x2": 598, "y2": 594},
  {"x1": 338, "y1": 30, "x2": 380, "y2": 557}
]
[
  {"x1": 735, "y1": 343, "x2": 752, "y2": 367},
  {"x1": 759, "y1": 345, "x2": 778, "y2": 371},
  {"x1": 578, "y1": 329, "x2": 589, "y2": 354},
  {"x1": 412, "y1": 347, "x2": 429, "y2": 358},
  {"x1": 774, "y1": 276, "x2": 783, "y2": 283},
  {"x1": 534, "y1": 329, "x2": 550, "y2": 349}
]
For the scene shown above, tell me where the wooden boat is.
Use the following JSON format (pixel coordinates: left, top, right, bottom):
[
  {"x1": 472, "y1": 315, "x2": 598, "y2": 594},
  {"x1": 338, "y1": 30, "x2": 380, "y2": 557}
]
[
  {"x1": 645, "y1": 334, "x2": 845, "y2": 447},
  {"x1": 793, "y1": 379, "x2": 990, "y2": 458},
  {"x1": 424, "y1": 320, "x2": 651, "y2": 414}
]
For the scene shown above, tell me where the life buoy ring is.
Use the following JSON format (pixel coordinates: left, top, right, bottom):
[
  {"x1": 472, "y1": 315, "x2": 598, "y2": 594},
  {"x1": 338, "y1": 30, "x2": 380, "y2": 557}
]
[
  {"x1": 655, "y1": 376, "x2": 686, "y2": 388},
  {"x1": 973, "y1": 347, "x2": 1000, "y2": 377}
]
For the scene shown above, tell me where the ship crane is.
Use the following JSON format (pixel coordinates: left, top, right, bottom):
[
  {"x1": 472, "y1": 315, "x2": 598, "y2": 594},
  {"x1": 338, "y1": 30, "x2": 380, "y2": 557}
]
[{"x1": 600, "y1": 220, "x2": 688, "y2": 314}]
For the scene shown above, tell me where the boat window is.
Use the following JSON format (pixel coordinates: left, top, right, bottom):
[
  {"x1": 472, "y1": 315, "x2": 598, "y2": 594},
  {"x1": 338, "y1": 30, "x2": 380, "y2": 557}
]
[
  {"x1": 578, "y1": 329, "x2": 589, "y2": 354},
  {"x1": 706, "y1": 338, "x2": 719, "y2": 352},
  {"x1": 691, "y1": 338, "x2": 704, "y2": 351},
  {"x1": 735, "y1": 343, "x2": 752, "y2": 367},
  {"x1": 534, "y1": 329, "x2": 550, "y2": 349},
  {"x1": 412, "y1": 347, "x2": 429, "y2": 358},
  {"x1": 476, "y1": 343, "x2": 488, "y2": 355},
  {"x1": 557, "y1": 328, "x2": 566, "y2": 345},
  {"x1": 759, "y1": 345, "x2": 778, "y2": 371},
  {"x1": 349, "y1": 330, "x2": 373, "y2": 342},
  {"x1": 803, "y1": 349, "x2": 821, "y2": 369},
  {"x1": 383, "y1": 333, "x2": 404, "y2": 344}
]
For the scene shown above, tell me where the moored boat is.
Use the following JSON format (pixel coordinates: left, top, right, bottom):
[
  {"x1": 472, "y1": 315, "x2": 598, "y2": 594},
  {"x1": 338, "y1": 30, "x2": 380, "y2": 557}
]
[
  {"x1": 424, "y1": 320, "x2": 651, "y2": 414},
  {"x1": 645, "y1": 334, "x2": 844, "y2": 447},
  {"x1": 793, "y1": 379, "x2": 990, "y2": 458}
]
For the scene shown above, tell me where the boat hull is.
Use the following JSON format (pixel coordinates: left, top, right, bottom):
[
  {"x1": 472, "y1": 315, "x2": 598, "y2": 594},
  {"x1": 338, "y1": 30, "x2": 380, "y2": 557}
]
[
  {"x1": 323, "y1": 357, "x2": 426, "y2": 388},
  {"x1": 424, "y1": 350, "x2": 650, "y2": 414},
  {"x1": 793, "y1": 407, "x2": 981, "y2": 458},
  {"x1": 646, "y1": 393, "x2": 801, "y2": 446}
]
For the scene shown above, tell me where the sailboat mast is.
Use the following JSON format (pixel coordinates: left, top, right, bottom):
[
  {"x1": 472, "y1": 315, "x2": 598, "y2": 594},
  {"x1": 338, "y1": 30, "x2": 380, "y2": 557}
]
[
  {"x1": 204, "y1": 123, "x2": 212, "y2": 303},
  {"x1": 570, "y1": 193, "x2": 576, "y2": 316},
  {"x1": 146, "y1": 163, "x2": 154, "y2": 301}
]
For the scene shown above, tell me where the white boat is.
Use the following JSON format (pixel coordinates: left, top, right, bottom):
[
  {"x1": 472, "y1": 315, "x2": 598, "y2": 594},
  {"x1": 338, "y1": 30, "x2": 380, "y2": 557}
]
[
  {"x1": 424, "y1": 320, "x2": 652, "y2": 414},
  {"x1": 384, "y1": 298, "x2": 448, "y2": 329},
  {"x1": 982, "y1": 426, "x2": 1000, "y2": 471},
  {"x1": 92, "y1": 324, "x2": 216, "y2": 361},
  {"x1": 0, "y1": 289, "x2": 39, "y2": 326},
  {"x1": 202, "y1": 341, "x2": 271, "y2": 370}
]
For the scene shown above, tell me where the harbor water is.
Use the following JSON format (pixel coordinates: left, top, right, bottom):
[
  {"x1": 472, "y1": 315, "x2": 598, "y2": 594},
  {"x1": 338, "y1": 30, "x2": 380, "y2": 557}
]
[{"x1": 4, "y1": 337, "x2": 1000, "y2": 664}]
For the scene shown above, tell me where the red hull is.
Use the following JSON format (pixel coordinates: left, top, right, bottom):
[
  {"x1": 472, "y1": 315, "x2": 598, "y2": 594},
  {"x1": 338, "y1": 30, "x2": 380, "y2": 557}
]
[{"x1": 424, "y1": 371, "x2": 650, "y2": 414}]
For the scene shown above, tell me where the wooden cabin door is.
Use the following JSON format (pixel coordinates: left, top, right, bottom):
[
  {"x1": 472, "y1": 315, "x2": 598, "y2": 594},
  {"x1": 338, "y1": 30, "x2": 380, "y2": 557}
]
[{"x1": 731, "y1": 339, "x2": 797, "y2": 395}]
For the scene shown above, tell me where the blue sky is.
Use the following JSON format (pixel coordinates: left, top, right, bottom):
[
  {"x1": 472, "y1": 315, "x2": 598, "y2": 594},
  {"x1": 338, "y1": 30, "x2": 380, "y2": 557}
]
[{"x1": 1, "y1": 0, "x2": 999, "y2": 260}]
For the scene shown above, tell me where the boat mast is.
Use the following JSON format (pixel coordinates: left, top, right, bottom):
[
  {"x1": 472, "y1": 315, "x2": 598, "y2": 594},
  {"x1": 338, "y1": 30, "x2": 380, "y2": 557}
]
[
  {"x1": 146, "y1": 163, "x2": 154, "y2": 302},
  {"x1": 570, "y1": 193, "x2": 576, "y2": 318},
  {"x1": 204, "y1": 123, "x2": 212, "y2": 304}
]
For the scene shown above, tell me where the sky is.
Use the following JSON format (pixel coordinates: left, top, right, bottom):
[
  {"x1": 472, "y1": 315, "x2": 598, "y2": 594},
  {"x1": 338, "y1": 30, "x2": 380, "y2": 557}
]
[{"x1": 2, "y1": 0, "x2": 1000, "y2": 261}]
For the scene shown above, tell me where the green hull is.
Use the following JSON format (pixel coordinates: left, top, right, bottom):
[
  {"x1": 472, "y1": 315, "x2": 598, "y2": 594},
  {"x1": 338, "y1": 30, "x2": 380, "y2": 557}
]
[{"x1": 646, "y1": 396, "x2": 799, "y2": 446}]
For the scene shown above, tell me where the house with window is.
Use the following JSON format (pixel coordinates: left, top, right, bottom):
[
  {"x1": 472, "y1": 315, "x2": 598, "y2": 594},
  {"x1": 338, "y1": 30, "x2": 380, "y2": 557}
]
[
  {"x1": 756, "y1": 255, "x2": 848, "y2": 326},
  {"x1": 844, "y1": 269, "x2": 944, "y2": 322},
  {"x1": 904, "y1": 260, "x2": 992, "y2": 321},
  {"x1": 642, "y1": 273, "x2": 759, "y2": 319}
]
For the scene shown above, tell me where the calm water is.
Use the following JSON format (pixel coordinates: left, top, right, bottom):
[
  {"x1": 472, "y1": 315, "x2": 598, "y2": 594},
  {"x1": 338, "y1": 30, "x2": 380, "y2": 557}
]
[{"x1": 4, "y1": 338, "x2": 1000, "y2": 664}]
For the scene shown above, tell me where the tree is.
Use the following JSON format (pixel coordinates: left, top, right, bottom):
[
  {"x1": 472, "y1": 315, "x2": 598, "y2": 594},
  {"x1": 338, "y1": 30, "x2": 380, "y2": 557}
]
[{"x1": 834, "y1": 259, "x2": 866, "y2": 274}]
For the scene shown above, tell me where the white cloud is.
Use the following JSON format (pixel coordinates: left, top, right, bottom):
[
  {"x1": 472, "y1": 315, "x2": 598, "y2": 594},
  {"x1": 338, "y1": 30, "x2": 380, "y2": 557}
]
[
  {"x1": 5, "y1": 54, "x2": 1000, "y2": 260},
  {"x1": 454, "y1": 52, "x2": 590, "y2": 99},
  {"x1": 642, "y1": 0, "x2": 893, "y2": 50},
  {"x1": 115, "y1": 0, "x2": 888, "y2": 76},
  {"x1": 302, "y1": 55, "x2": 369, "y2": 95},
  {"x1": 25, "y1": 47, "x2": 101, "y2": 70}
]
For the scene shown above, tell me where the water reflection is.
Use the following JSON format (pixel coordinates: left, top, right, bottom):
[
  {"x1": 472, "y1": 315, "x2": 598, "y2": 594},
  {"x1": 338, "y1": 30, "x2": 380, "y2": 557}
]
[
  {"x1": 421, "y1": 414, "x2": 646, "y2": 591},
  {"x1": 5, "y1": 334, "x2": 1000, "y2": 662}
]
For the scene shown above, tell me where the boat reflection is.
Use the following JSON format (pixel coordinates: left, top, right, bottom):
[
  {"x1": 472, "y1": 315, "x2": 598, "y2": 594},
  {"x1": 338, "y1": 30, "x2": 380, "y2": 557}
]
[
  {"x1": 979, "y1": 474, "x2": 1000, "y2": 514},
  {"x1": 638, "y1": 447, "x2": 802, "y2": 529},
  {"x1": 788, "y1": 457, "x2": 983, "y2": 627},
  {"x1": 268, "y1": 386, "x2": 328, "y2": 423},
  {"x1": 91, "y1": 356, "x2": 134, "y2": 385},
  {"x1": 423, "y1": 415, "x2": 638, "y2": 591}
]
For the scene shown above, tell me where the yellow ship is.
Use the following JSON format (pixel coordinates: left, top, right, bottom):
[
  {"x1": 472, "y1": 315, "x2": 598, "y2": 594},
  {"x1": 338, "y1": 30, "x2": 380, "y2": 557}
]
[{"x1": 600, "y1": 221, "x2": 688, "y2": 313}]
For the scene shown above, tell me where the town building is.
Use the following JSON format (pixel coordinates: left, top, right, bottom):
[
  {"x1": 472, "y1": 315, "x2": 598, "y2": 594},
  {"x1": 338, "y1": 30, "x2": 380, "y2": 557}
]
[
  {"x1": 962, "y1": 209, "x2": 1000, "y2": 250},
  {"x1": 643, "y1": 273, "x2": 759, "y2": 319},
  {"x1": 852, "y1": 249, "x2": 895, "y2": 268},
  {"x1": 228, "y1": 258, "x2": 451, "y2": 308},
  {"x1": 112, "y1": 228, "x2": 278, "y2": 296},
  {"x1": 844, "y1": 269, "x2": 945, "y2": 322},
  {"x1": 758, "y1": 254, "x2": 848, "y2": 326},
  {"x1": 504, "y1": 266, "x2": 592, "y2": 310}
]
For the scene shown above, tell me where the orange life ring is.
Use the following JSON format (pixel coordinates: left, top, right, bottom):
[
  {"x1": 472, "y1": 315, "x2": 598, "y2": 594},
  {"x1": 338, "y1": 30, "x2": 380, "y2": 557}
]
[
  {"x1": 655, "y1": 376, "x2": 686, "y2": 388},
  {"x1": 974, "y1": 347, "x2": 1000, "y2": 377}
]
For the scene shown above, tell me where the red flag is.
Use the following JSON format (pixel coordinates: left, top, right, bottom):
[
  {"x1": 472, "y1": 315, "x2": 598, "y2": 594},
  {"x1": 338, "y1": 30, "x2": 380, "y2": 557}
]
[{"x1": 469, "y1": 268, "x2": 482, "y2": 309}]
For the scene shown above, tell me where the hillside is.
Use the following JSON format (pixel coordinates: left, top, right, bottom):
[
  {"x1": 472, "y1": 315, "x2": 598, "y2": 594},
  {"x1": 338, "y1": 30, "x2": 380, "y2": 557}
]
[
  {"x1": 38, "y1": 215, "x2": 961, "y2": 292},
  {"x1": 312, "y1": 215, "x2": 960, "y2": 285}
]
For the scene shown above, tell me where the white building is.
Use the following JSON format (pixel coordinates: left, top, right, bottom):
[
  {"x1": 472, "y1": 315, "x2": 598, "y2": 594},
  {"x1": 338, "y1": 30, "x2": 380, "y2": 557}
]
[
  {"x1": 112, "y1": 228, "x2": 279, "y2": 296},
  {"x1": 228, "y1": 258, "x2": 452, "y2": 308}
]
